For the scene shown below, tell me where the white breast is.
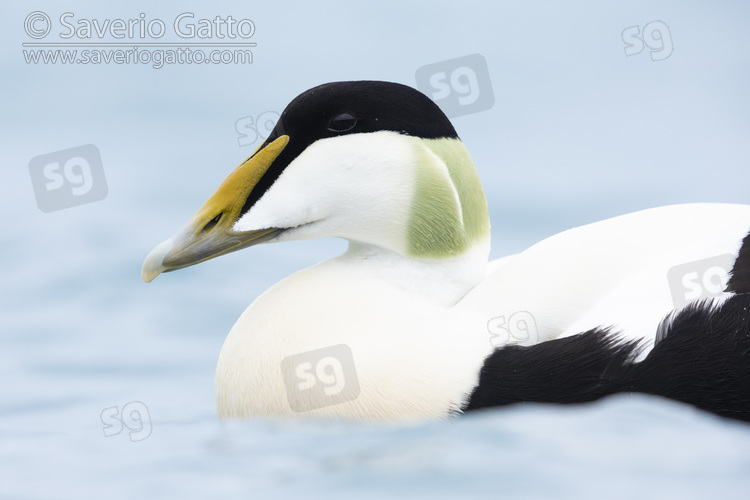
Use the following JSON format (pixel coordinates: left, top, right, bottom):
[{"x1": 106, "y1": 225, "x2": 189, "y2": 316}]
[{"x1": 215, "y1": 246, "x2": 494, "y2": 421}]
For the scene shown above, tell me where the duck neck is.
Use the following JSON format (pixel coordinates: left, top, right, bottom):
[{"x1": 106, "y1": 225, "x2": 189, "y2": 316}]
[
  {"x1": 340, "y1": 239, "x2": 490, "y2": 307},
  {"x1": 335, "y1": 137, "x2": 492, "y2": 306}
]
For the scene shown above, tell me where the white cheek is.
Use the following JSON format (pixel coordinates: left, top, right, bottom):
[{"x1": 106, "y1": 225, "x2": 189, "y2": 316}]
[
  {"x1": 233, "y1": 165, "x2": 326, "y2": 231},
  {"x1": 232, "y1": 132, "x2": 418, "y2": 244}
]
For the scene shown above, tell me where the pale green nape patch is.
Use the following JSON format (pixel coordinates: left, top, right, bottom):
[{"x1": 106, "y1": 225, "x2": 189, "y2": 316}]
[{"x1": 406, "y1": 137, "x2": 490, "y2": 257}]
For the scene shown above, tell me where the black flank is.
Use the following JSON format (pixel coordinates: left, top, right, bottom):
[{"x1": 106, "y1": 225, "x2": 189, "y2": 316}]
[
  {"x1": 463, "y1": 329, "x2": 642, "y2": 408},
  {"x1": 463, "y1": 293, "x2": 750, "y2": 423},
  {"x1": 727, "y1": 230, "x2": 750, "y2": 293}
]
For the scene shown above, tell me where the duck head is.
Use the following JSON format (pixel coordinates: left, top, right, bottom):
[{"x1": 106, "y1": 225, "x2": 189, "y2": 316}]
[{"x1": 142, "y1": 81, "x2": 490, "y2": 282}]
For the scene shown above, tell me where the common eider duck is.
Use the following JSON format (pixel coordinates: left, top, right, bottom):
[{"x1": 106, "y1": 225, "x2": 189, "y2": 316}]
[{"x1": 142, "y1": 81, "x2": 750, "y2": 422}]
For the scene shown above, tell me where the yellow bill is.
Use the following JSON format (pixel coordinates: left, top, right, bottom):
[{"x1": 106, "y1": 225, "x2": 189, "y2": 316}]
[{"x1": 141, "y1": 135, "x2": 289, "y2": 282}]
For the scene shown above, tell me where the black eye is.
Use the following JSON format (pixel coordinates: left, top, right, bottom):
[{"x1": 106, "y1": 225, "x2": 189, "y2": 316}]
[{"x1": 327, "y1": 113, "x2": 357, "y2": 132}]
